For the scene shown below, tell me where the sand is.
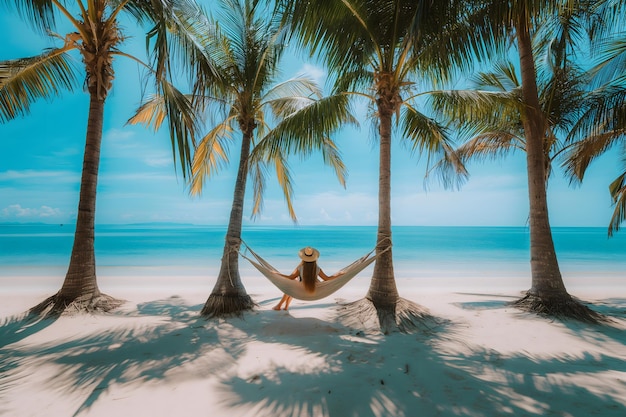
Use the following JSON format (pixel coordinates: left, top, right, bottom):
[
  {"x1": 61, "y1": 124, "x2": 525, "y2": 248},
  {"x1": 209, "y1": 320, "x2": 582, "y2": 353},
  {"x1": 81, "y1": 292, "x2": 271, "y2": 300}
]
[{"x1": 1, "y1": 271, "x2": 625, "y2": 417}]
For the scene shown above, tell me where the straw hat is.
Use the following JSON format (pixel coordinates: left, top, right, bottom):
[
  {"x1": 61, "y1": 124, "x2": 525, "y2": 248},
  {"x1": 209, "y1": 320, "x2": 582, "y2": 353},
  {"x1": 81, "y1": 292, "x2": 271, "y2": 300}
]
[{"x1": 298, "y1": 246, "x2": 320, "y2": 262}]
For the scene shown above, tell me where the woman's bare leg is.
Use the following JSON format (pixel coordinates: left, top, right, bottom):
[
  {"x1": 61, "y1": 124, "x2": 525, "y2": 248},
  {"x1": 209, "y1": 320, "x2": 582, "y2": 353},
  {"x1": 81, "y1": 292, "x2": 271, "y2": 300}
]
[
  {"x1": 273, "y1": 294, "x2": 289, "y2": 310},
  {"x1": 283, "y1": 295, "x2": 293, "y2": 310}
]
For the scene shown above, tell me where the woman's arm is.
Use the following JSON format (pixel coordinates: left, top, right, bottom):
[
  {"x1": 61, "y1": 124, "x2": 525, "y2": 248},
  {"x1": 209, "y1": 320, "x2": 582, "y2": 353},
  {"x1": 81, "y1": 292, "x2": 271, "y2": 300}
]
[
  {"x1": 318, "y1": 269, "x2": 344, "y2": 281},
  {"x1": 280, "y1": 263, "x2": 301, "y2": 280}
]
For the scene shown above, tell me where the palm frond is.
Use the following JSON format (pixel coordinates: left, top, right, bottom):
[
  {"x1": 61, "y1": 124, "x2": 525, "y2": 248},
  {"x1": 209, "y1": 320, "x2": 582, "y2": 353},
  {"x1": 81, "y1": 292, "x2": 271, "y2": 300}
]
[
  {"x1": 250, "y1": 160, "x2": 268, "y2": 220},
  {"x1": 4, "y1": 0, "x2": 57, "y2": 33},
  {"x1": 127, "y1": 94, "x2": 169, "y2": 131},
  {"x1": 608, "y1": 171, "x2": 626, "y2": 236},
  {"x1": 189, "y1": 120, "x2": 234, "y2": 195},
  {"x1": 424, "y1": 139, "x2": 469, "y2": 190},
  {"x1": 330, "y1": 67, "x2": 374, "y2": 97},
  {"x1": 214, "y1": 0, "x2": 285, "y2": 95},
  {"x1": 262, "y1": 77, "x2": 322, "y2": 120},
  {"x1": 264, "y1": 77, "x2": 322, "y2": 101},
  {"x1": 319, "y1": 135, "x2": 347, "y2": 188},
  {"x1": 569, "y1": 85, "x2": 626, "y2": 142},
  {"x1": 264, "y1": 95, "x2": 316, "y2": 121},
  {"x1": 589, "y1": 31, "x2": 626, "y2": 86},
  {"x1": 563, "y1": 131, "x2": 624, "y2": 182},
  {"x1": 540, "y1": 65, "x2": 589, "y2": 135},
  {"x1": 428, "y1": 88, "x2": 523, "y2": 140},
  {"x1": 263, "y1": 76, "x2": 321, "y2": 102},
  {"x1": 456, "y1": 132, "x2": 524, "y2": 162},
  {"x1": 127, "y1": 81, "x2": 199, "y2": 178},
  {"x1": 564, "y1": 83, "x2": 626, "y2": 183},
  {"x1": 0, "y1": 48, "x2": 77, "y2": 122},
  {"x1": 400, "y1": 105, "x2": 467, "y2": 188},
  {"x1": 249, "y1": 144, "x2": 297, "y2": 221},
  {"x1": 471, "y1": 61, "x2": 520, "y2": 91},
  {"x1": 256, "y1": 93, "x2": 356, "y2": 159},
  {"x1": 254, "y1": 109, "x2": 269, "y2": 142},
  {"x1": 282, "y1": 0, "x2": 380, "y2": 78},
  {"x1": 413, "y1": 0, "x2": 501, "y2": 80},
  {"x1": 249, "y1": 93, "x2": 354, "y2": 203},
  {"x1": 127, "y1": 0, "x2": 222, "y2": 89}
]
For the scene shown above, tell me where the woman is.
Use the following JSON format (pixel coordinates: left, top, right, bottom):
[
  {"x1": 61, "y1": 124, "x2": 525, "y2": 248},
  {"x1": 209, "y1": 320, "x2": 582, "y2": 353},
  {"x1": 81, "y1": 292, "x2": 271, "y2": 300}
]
[{"x1": 272, "y1": 246, "x2": 342, "y2": 310}]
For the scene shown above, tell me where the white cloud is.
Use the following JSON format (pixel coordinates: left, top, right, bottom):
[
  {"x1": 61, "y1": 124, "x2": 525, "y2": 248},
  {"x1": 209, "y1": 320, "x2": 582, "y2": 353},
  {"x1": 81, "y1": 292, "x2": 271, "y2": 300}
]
[
  {"x1": 319, "y1": 208, "x2": 332, "y2": 221},
  {"x1": 462, "y1": 172, "x2": 526, "y2": 191},
  {"x1": 298, "y1": 63, "x2": 326, "y2": 84},
  {"x1": 279, "y1": 191, "x2": 378, "y2": 225},
  {"x1": 101, "y1": 172, "x2": 178, "y2": 183},
  {"x1": 0, "y1": 204, "x2": 63, "y2": 219},
  {"x1": 105, "y1": 128, "x2": 136, "y2": 145},
  {"x1": 0, "y1": 169, "x2": 78, "y2": 182},
  {"x1": 143, "y1": 155, "x2": 173, "y2": 168},
  {"x1": 102, "y1": 128, "x2": 178, "y2": 169},
  {"x1": 51, "y1": 148, "x2": 80, "y2": 158}
]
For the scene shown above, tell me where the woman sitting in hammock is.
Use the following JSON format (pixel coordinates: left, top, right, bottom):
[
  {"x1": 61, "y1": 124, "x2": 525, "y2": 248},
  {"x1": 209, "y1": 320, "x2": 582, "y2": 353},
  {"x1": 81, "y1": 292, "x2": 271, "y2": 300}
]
[{"x1": 272, "y1": 246, "x2": 344, "y2": 310}]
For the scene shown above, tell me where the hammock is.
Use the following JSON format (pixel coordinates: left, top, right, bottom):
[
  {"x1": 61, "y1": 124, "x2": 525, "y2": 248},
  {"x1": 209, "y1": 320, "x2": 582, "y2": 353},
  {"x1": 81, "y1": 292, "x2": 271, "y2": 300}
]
[{"x1": 240, "y1": 243, "x2": 386, "y2": 301}]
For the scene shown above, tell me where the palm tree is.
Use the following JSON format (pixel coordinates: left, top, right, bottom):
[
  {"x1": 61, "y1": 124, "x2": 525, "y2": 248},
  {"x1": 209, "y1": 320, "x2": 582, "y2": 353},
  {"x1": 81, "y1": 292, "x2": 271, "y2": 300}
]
[
  {"x1": 281, "y1": 0, "x2": 470, "y2": 333},
  {"x1": 564, "y1": 1, "x2": 626, "y2": 236},
  {"x1": 432, "y1": 62, "x2": 605, "y2": 323},
  {"x1": 130, "y1": 0, "x2": 355, "y2": 317},
  {"x1": 0, "y1": 0, "x2": 203, "y2": 316},
  {"x1": 434, "y1": 0, "x2": 606, "y2": 322},
  {"x1": 433, "y1": 57, "x2": 591, "y2": 181},
  {"x1": 566, "y1": 84, "x2": 626, "y2": 236}
]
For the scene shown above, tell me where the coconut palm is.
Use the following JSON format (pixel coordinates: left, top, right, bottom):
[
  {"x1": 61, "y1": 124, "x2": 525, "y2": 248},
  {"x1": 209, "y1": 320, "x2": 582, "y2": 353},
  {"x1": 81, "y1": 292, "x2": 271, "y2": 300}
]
[
  {"x1": 0, "y1": 0, "x2": 204, "y2": 316},
  {"x1": 564, "y1": 1, "x2": 626, "y2": 236},
  {"x1": 433, "y1": 58, "x2": 588, "y2": 181},
  {"x1": 130, "y1": 0, "x2": 355, "y2": 317},
  {"x1": 565, "y1": 84, "x2": 626, "y2": 236},
  {"x1": 431, "y1": 63, "x2": 605, "y2": 323},
  {"x1": 280, "y1": 0, "x2": 470, "y2": 333},
  {"x1": 433, "y1": 0, "x2": 606, "y2": 322}
]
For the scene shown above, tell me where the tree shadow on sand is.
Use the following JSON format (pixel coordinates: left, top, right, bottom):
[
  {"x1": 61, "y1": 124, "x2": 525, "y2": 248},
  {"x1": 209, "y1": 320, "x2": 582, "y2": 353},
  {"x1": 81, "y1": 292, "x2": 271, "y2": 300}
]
[
  {"x1": 0, "y1": 296, "x2": 226, "y2": 417},
  {"x1": 212, "y1": 306, "x2": 626, "y2": 417},
  {"x1": 0, "y1": 312, "x2": 59, "y2": 349},
  {"x1": 588, "y1": 298, "x2": 626, "y2": 320},
  {"x1": 2, "y1": 297, "x2": 625, "y2": 417},
  {"x1": 455, "y1": 293, "x2": 618, "y2": 325},
  {"x1": 559, "y1": 298, "x2": 626, "y2": 353}
]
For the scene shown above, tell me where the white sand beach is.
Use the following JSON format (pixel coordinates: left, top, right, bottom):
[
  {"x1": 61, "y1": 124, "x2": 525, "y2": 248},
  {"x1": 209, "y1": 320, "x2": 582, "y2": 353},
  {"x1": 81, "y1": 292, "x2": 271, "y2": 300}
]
[{"x1": 1, "y1": 271, "x2": 625, "y2": 417}]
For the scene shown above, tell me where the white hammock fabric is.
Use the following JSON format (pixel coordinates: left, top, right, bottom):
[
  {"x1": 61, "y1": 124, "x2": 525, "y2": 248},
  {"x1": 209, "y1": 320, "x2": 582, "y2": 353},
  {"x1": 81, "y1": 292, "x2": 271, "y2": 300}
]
[{"x1": 241, "y1": 244, "x2": 385, "y2": 301}]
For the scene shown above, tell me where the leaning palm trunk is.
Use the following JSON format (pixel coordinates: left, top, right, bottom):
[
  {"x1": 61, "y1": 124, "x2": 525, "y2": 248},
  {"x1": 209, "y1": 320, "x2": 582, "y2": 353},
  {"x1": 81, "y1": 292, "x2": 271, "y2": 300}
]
[
  {"x1": 338, "y1": 91, "x2": 438, "y2": 334},
  {"x1": 201, "y1": 129, "x2": 255, "y2": 317},
  {"x1": 31, "y1": 93, "x2": 122, "y2": 316},
  {"x1": 512, "y1": 15, "x2": 600, "y2": 323}
]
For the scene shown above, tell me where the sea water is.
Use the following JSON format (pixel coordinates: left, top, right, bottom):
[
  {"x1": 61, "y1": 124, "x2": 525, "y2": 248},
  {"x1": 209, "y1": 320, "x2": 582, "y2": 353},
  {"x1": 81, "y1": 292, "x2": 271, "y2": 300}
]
[{"x1": 1, "y1": 224, "x2": 624, "y2": 278}]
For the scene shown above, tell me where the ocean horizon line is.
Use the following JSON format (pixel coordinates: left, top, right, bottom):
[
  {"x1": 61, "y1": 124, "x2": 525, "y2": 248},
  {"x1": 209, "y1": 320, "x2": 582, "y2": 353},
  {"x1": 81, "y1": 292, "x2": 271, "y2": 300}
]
[
  {"x1": 0, "y1": 221, "x2": 615, "y2": 231},
  {"x1": 2, "y1": 223, "x2": 624, "y2": 276}
]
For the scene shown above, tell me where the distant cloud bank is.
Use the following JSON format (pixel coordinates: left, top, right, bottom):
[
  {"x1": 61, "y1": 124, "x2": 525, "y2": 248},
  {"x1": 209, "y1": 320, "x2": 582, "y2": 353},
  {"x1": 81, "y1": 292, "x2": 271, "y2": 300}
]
[{"x1": 0, "y1": 204, "x2": 63, "y2": 220}]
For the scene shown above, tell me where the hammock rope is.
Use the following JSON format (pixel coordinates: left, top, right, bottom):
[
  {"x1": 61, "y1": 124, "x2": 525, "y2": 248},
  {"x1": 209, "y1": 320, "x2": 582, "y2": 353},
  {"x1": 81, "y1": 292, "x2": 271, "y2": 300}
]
[{"x1": 240, "y1": 241, "x2": 390, "y2": 301}]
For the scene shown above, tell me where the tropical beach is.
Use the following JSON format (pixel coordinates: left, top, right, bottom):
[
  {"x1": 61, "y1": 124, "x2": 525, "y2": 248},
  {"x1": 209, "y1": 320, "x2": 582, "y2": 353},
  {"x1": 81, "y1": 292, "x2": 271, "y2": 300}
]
[
  {"x1": 1, "y1": 267, "x2": 625, "y2": 417},
  {"x1": 2, "y1": 0, "x2": 626, "y2": 416},
  {"x1": 1, "y1": 224, "x2": 626, "y2": 416}
]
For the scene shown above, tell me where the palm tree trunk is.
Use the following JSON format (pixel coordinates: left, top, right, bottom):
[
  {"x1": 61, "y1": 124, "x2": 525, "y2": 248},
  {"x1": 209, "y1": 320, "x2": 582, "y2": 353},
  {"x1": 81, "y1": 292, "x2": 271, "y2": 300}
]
[
  {"x1": 31, "y1": 92, "x2": 121, "y2": 316},
  {"x1": 516, "y1": 13, "x2": 567, "y2": 297},
  {"x1": 61, "y1": 93, "x2": 104, "y2": 298},
  {"x1": 337, "y1": 82, "x2": 436, "y2": 334},
  {"x1": 367, "y1": 109, "x2": 399, "y2": 306},
  {"x1": 514, "y1": 12, "x2": 600, "y2": 322},
  {"x1": 201, "y1": 129, "x2": 254, "y2": 317}
]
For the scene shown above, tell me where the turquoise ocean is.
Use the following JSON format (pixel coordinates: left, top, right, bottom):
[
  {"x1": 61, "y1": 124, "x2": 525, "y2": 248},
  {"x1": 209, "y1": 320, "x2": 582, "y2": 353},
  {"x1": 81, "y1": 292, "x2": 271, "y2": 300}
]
[{"x1": 1, "y1": 224, "x2": 625, "y2": 282}]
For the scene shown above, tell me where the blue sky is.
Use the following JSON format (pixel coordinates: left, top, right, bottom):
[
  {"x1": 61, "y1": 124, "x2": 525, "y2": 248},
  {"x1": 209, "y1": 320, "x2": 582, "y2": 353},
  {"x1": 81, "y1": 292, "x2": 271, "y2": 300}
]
[{"x1": 0, "y1": 7, "x2": 621, "y2": 227}]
